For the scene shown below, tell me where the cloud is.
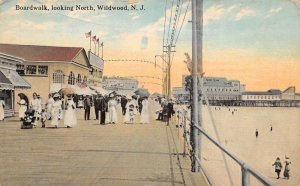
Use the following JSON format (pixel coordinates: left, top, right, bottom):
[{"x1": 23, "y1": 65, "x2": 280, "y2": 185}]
[
  {"x1": 291, "y1": 0, "x2": 300, "y2": 8},
  {"x1": 8, "y1": 20, "x2": 57, "y2": 30},
  {"x1": 204, "y1": 5, "x2": 236, "y2": 25},
  {"x1": 266, "y1": 7, "x2": 282, "y2": 17},
  {"x1": 235, "y1": 7, "x2": 255, "y2": 21}
]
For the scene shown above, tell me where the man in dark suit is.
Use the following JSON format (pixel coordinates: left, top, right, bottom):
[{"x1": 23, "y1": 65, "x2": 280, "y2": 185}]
[
  {"x1": 94, "y1": 95, "x2": 100, "y2": 120},
  {"x1": 120, "y1": 95, "x2": 127, "y2": 116},
  {"x1": 84, "y1": 95, "x2": 91, "y2": 120},
  {"x1": 98, "y1": 95, "x2": 107, "y2": 125}
]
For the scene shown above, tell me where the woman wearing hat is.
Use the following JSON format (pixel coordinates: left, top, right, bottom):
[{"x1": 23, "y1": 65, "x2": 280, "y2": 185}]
[
  {"x1": 107, "y1": 95, "x2": 118, "y2": 124},
  {"x1": 51, "y1": 93, "x2": 61, "y2": 128},
  {"x1": 284, "y1": 157, "x2": 291, "y2": 179},
  {"x1": 30, "y1": 92, "x2": 41, "y2": 127},
  {"x1": 64, "y1": 94, "x2": 77, "y2": 128},
  {"x1": 0, "y1": 97, "x2": 5, "y2": 121},
  {"x1": 272, "y1": 157, "x2": 282, "y2": 179}
]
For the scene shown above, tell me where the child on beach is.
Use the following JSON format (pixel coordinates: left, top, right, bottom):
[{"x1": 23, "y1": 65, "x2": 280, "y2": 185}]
[{"x1": 41, "y1": 109, "x2": 47, "y2": 128}]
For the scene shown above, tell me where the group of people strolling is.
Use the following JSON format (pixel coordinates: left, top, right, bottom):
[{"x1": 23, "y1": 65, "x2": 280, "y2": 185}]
[
  {"x1": 16, "y1": 92, "x2": 151, "y2": 127},
  {"x1": 91, "y1": 94, "x2": 150, "y2": 124},
  {"x1": 272, "y1": 156, "x2": 292, "y2": 179},
  {"x1": 17, "y1": 92, "x2": 77, "y2": 128}
]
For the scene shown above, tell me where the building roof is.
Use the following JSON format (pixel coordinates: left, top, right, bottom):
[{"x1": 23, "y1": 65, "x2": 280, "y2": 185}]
[
  {"x1": 242, "y1": 89, "x2": 281, "y2": 95},
  {"x1": 0, "y1": 44, "x2": 83, "y2": 62}
]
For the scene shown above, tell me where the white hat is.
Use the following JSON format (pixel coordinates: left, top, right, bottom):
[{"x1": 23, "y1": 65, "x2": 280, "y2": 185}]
[{"x1": 53, "y1": 93, "x2": 60, "y2": 98}]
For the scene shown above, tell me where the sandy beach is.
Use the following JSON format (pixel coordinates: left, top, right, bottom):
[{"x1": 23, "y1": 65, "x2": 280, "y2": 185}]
[{"x1": 190, "y1": 106, "x2": 300, "y2": 186}]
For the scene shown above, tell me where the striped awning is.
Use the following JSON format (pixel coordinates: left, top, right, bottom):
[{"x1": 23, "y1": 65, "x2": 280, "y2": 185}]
[
  {"x1": 0, "y1": 69, "x2": 31, "y2": 89},
  {"x1": 0, "y1": 70, "x2": 14, "y2": 90}
]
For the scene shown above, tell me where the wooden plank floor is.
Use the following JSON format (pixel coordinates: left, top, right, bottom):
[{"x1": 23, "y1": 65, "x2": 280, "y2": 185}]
[{"x1": 0, "y1": 102, "x2": 208, "y2": 186}]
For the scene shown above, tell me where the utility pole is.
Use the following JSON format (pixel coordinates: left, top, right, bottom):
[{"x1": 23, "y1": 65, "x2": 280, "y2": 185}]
[
  {"x1": 191, "y1": 0, "x2": 203, "y2": 172},
  {"x1": 163, "y1": 45, "x2": 175, "y2": 98}
]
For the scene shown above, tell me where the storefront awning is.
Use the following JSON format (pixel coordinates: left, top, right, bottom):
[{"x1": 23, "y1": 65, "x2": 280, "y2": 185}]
[
  {"x1": 0, "y1": 69, "x2": 31, "y2": 89},
  {"x1": 0, "y1": 71, "x2": 14, "y2": 90}
]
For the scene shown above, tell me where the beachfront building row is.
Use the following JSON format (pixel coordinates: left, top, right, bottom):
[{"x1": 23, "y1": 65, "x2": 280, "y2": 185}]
[
  {"x1": 103, "y1": 76, "x2": 139, "y2": 95},
  {"x1": 175, "y1": 76, "x2": 246, "y2": 102},
  {"x1": 173, "y1": 75, "x2": 300, "y2": 106},
  {"x1": 0, "y1": 44, "x2": 104, "y2": 114}
]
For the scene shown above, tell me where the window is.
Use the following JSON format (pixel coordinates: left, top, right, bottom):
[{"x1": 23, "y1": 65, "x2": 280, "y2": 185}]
[
  {"x1": 68, "y1": 72, "x2": 75, "y2": 85},
  {"x1": 38, "y1": 65, "x2": 48, "y2": 75},
  {"x1": 26, "y1": 65, "x2": 37, "y2": 75},
  {"x1": 16, "y1": 64, "x2": 25, "y2": 75},
  {"x1": 53, "y1": 70, "x2": 64, "y2": 83},
  {"x1": 77, "y1": 74, "x2": 82, "y2": 83}
]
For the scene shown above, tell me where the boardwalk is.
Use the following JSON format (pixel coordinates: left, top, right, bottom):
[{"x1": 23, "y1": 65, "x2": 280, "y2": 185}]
[{"x1": 0, "y1": 102, "x2": 208, "y2": 186}]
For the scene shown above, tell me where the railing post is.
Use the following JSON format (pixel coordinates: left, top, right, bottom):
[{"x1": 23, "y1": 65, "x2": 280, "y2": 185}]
[
  {"x1": 183, "y1": 110, "x2": 187, "y2": 157},
  {"x1": 242, "y1": 164, "x2": 250, "y2": 186}
]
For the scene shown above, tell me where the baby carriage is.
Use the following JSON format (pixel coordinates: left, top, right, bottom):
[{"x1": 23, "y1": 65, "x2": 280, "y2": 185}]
[{"x1": 21, "y1": 108, "x2": 36, "y2": 129}]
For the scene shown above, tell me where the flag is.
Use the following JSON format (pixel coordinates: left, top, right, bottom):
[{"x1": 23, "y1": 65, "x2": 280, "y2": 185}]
[
  {"x1": 96, "y1": 38, "x2": 99, "y2": 44},
  {"x1": 92, "y1": 35, "x2": 97, "y2": 41},
  {"x1": 85, "y1": 31, "x2": 91, "y2": 38},
  {"x1": 101, "y1": 42, "x2": 103, "y2": 47}
]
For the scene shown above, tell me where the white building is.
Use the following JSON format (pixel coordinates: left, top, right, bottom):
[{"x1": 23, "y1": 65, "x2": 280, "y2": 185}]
[
  {"x1": 103, "y1": 77, "x2": 138, "y2": 94},
  {"x1": 179, "y1": 76, "x2": 245, "y2": 101},
  {"x1": 0, "y1": 53, "x2": 31, "y2": 117},
  {"x1": 241, "y1": 89, "x2": 281, "y2": 101}
]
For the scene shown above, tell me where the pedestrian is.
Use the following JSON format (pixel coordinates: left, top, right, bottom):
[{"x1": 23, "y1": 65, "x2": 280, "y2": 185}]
[
  {"x1": 283, "y1": 157, "x2": 291, "y2": 179},
  {"x1": 108, "y1": 96, "x2": 118, "y2": 124},
  {"x1": 255, "y1": 129, "x2": 258, "y2": 138},
  {"x1": 51, "y1": 93, "x2": 61, "y2": 128},
  {"x1": 232, "y1": 111, "x2": 234, "y2": 115},
  {"x1": 84, "y1": 95, "x2": 91, "y2": 120},
  {"x1": 30, "y1": 92, "x2": 41, "y2": 127},
  {"x1": 124, "y1": 96, "x2": 137, "y2": 123},
  {"x1": 270, "y1": 125, "x2": 273, "y2": 132},
  {"x1": 0, "y1": 98, "x2": 5, "y2": 121},
  {"x1": 94, "y1": 95, "x2": 100, "y2": 120},
  {"x1": 98, "y1": 94, "x2": 107, "y2": 125},
  {"x1": 77, "y1": 96, "x2": 84, "y2": 108},
  {"x1": 166, "y1": 100, "x2": 175, "y2": 126},
  {"x1": 121, "y1": 95, "x2": 127, "y2": 116},
  {"x1": 17, "y1": 93, "x2": 28, "y2": 121},
  {"x1": 140, "y1": 97, "x2": 150, "y2": 124},
  {"x1": 272, "y1": 157, "x2": 282, "y2": 179},
  {"x1": 46, "y1": 94, "x2": 54, "y2": 120},
  {"x1": 138, "y1": 97, "x2": 143, "y2": 114},
  {"x1": 58, "y1": 95, "x2": 64, "y2": 120},
  {"x1": 64, "y1": 95, "x2": 77, "y2": 128},
  {"x1": 41, "y1": 108, "x2": 47, "y2": 128}
]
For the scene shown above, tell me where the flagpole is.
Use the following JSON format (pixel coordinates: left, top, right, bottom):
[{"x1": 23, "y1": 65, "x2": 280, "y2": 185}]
[
  {"x1": 101, "y1": 42, "x2": 104, "y2": 59},
  {"x1": 89, "y1": 30, "x2": 92, "y2": 52},
  {"x1": 98, "y1": 42, "x2": 99, "y2": 56}
]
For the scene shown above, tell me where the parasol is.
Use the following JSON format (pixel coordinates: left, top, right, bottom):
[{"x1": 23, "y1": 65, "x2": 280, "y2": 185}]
[
  {"x1": 134, "y1": 88, "x2": 150, "y2": 98},
  {"x1": 59, "y1": 87, "x2": 75, "y2": 95}
]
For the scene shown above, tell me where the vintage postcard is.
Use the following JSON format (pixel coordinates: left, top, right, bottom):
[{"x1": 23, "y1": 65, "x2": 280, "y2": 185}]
[{"x1": 0, "y1": 0, "x2": 299, "y2": 185}]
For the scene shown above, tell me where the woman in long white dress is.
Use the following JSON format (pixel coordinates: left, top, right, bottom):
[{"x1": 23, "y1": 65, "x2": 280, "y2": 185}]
[
  {"x1": 0, "y1": 98, "x2": 5, "y2": 121},
  {"x1": 51, "y1": 94, "x2": 61, "y2": 128},
  {"x1": 140, "y1": 98, "x2": 150, "y2": 124},
  {"x1": 30, "y1": 93, "x2": 41, "y2": 127},
  {"x1": 108, "y1": 97, "x2": 118, "y2": 124},
  {"x1": 46, "y1": 94, "x2": 54, "y2": 119},
  {"x1": 18, "y1": 99, "x2": 27, "y2": 120},
  {"x1": 124, "y1": 97, "x2": 137, "y2": 123},
  {"x1": 64, "y1": 95, "x2": 77, "y2": 128}
]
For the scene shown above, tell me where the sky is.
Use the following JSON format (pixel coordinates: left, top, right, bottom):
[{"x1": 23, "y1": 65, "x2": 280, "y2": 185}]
[{"x1": 0, "y1": 0, "x2": 300, "y2": 93}]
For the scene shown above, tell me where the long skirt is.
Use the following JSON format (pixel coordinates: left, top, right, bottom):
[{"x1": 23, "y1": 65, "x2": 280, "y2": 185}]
[
  {"x1": 0, "y1": 106, "x2": 4, "y2": 120},
  {"x1": 19, "y1": 105, "x2": 27, "y2": 119},
  {"x1": 51, "y1": 109, "x2": 59, "y2": 126},
  {"x1": 64, "y1": 109, "x2": 77, "y2": 127}
]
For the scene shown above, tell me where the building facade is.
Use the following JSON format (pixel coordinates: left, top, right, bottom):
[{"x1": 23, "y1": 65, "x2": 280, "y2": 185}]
[
  {"x1": 180, "y1": 75, "x2": 245, "y2": 101},
  {"x1": 103, "y1": 77, "x2": 138, "y2": 94},
  {"x1": 88, "y1": 51, "x2": 104, "y2": 86},
  {"x1": 0, "y1": 52, "x2": 31, "y2": 117},
  {"x1": 0, "y1": 44, "x2": 91, "y2": 107}
]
